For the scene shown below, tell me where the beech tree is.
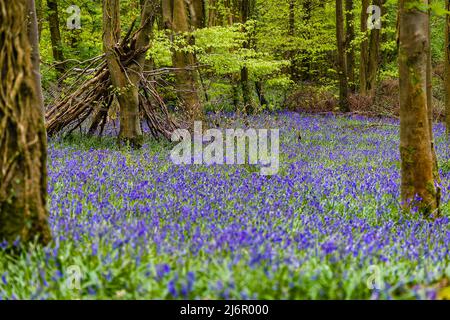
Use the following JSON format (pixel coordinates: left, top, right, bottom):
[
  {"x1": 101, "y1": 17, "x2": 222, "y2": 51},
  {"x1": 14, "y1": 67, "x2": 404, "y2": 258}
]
[
  {"x1": 366, "y1": 0, "x2": 382, "y2": 97},
  {"x1": 445, "y1": 0, "x2": 450, "y2": 135},
  {"x1": 240, "y1": 0, "x2": 254, "y2": 114},
  {"x1": 427, "y1": 0, "x2": 440, "y2": 206},
  {"x1": 103, "y1": 0, "x2": 158, "y2": 147},
  {"x1": 398, "y1": 0, "x2": 440, "y2": 216},
  {"x1": 0, "y1": 0, "x2": 51, "y2": 244},
  {"x1": 47, "y1": 0, "x2": 66, "y2": 80},
  {"x1": 162, "y1": 0, "x2": 204, "y2": 123}
]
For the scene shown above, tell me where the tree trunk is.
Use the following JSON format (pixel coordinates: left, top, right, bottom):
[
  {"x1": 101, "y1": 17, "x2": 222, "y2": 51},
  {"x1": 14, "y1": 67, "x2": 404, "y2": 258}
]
[
  {"x1": 367, "y1": 0, "x2": 382, "y2": 97},
  {"x1": 301, "y1": 0, "x2": 312, "y2": 81},
  {"x1": 35, "y1": 0, "x2": 43, "y2": 39},
  {"x1": 240, "y1": 0, "x2": 253, "y2": 114},
  {"x1": 426, "y1": 0, "x2": 441, "y2": 214},
  {"x1": 445, "y1": 0, "x2": 450, "y2": 135},
  {"x1": 27, "y1": 0, "x2": 45, "y2": 112},
  {"x1": 288, "y1": 0, "x2": 297, "y2": 81},
  {"x1": 208, "y1": 0, "x2": 216, "y2": 26},
  {"x1": 286, "y1": 0, "x2": 298, "y2": 82},
  {"x1": 47, "y1": 0, "x2": 66, "y2": 80},
  {"x1": 255, "y1": 81, "x2": 268, "y2": 106},
  {"x1": 188, "y1": 0, "x2": 205, "y2": 28},
  {"x1": 163, "y1": 0, "x2": 203, "y2": 123},
  {"x1": 103, "y1": 0, "x2": 157, "y2": 147},
  {"x1": 398, "y1": 0, "x2": 439, "y2": 216},
  {"x1": 0, "y1": 0, "x2": 51, "y2": 245},
  {"x1": 336, "y1": 0, "x2": 350, "y2": 112},
  {"x1": 241, "y1": 66, "x2": 252, "y2": 113},
  {"x1": 345, "y1": 0, "x2": 355, "y2": 92},
  {"x1": 360, "y1": 0, "x2": 369, "y2": 95}
]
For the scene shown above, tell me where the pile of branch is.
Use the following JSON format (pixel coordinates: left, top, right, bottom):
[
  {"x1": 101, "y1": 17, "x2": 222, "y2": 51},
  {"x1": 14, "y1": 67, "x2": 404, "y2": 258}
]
[{"x1": 45, "y1": 31, "x2": 179, "y2": 139}]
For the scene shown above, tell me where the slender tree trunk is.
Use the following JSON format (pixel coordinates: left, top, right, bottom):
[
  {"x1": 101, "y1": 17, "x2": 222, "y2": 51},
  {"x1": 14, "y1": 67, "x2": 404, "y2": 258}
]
[
  {"x1": 189, "y1": 0, "x2": 209, "y2": 106},
  {"x1": 35, "y1": 0, "x2": 43, "y2": 39},
  {"x1": 188, "y1": 0, "x2": 206, "y2": 28},
  {"x1": 426, "y1": 0, "x2": 441, "y2": 214},
  {"x1": 336, "y1": 0, "x2": 350, "y2": 112},
  {"x1": 345, "y1": 0, "x2": 355, "y2": 92},
  {"x1": 398, "y1": 0, "x2": 439, "y2": 216},
  {"x1": 241, "y1": 66, "x2": 252, "y2": 113},
  {"x1": 360, "y1": 0, "x2": 369, "y2": 95},
  {"x1": 240, "y1": 0, "x2": 253, "y2": 114},
  {"x1": 103, "y1": 0, "x2": 140, "y2": 147},
  {"x1": 367, "y1": 0, "x2": 382, "y2": 97},
  {"x1": 208, "y1": 0, "x2": 217, "y2": 26},
  {"x1": 255, "y1": 81, "x2": 268, "y2": 106},
  {"x1": 0, "y1": 0, "x2": 51, "y2": 245},
  {"x1": 46, "y1": 0, "x2": 65, "y2": 80},
  {"x1": 288, "y1": 0, "x2": 297, "y2": 81},
  {"x1": 445, "y1": 0, "x2": 450, "y2": 135},
  {"x1": 163, "y1": 0, "x2": 203, "y2": 123}
]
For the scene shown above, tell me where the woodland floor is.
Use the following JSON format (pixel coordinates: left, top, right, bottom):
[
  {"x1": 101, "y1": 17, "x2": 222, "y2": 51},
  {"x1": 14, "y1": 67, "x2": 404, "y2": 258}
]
[{"x1": 1, "y1": 112, "x2": 450, "y2": 299}]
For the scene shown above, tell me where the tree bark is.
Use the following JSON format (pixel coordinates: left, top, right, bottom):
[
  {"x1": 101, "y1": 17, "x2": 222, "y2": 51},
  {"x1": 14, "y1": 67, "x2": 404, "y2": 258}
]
[
  {"x1": 188, "y1": 0, "x2": 206, "y2": 28},
  {"x1": 300, "y1": 0, "x2": 313, "y2": 81},
  {"x1": 0, "y1": 0, "x2": 51, "y2": 245},
  {"x1": 163, "y1": 0, "x2": 203, "y2": 123},
  {"x1": 255, "y1": 81, "x2": 267, "y2": 106},
  {"x1": 47, "y1": 0, "x2": 66, "y2": 80},
  {"x1": 445, "y1": 0, "x2": 450, "y2": 135},
  {"x1": 240, "y1": 0, "x2": 253, "y2": 114},
  {"x1": 103, "y1": 0, "x2": 157, "y2": 147},
  {"x1": 345, "y1": 0, "x2": 355, "y2": 92},
  {"x1": 360, "y1": 0, "x2": 369, "y2": 95},
  {"x1": 336, "y1": 0, "x2": 350, "y2": 112},
  {"x1": 208, "y1": 0, "x2": 216, "y2": 26},
  {"x1": 27, "y1": 0, "x2": 45, "y2": 112},
  {"x1": 426, "y1": 0, "x2": 441, "y2": 214},
  {"x1": 288, "y1": 0, "x2": 297, "y2": 81},
  {"x1": 398, "y1": 0, "x2": 439, "y2": 216},
  {"x1": 35, "y1": 0, "x2": 43, "y2": 39}
]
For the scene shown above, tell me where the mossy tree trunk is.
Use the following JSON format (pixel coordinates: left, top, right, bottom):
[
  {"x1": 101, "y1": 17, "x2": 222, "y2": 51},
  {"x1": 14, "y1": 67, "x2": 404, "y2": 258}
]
[
  {"x1": 47, "y1": 0, "x2": 66, "y2": 81},
  {"x1": 426, "y1": 0, "x2": 441, "y2": 213},
  {"x1": 398, "y1": 0, "x2": 439, "y2": 216},
  {"x1": 35, "y1": 0, "x2": 43, "y2": 39},
  {"x1": 300, "y1": 0, "x2": 313, "y2": 81},
  {"x1": 188, "y1": 0, "x2": 206, "y2": 29},
  {"x1": 287, "y1": 0, "x2": 297, "y2": 81},
  {"x1": 0, "y1": 0, "x2": 51, "y2": 245},
  {"x1": 163, "y1": 0, "x2": 204, "y2": 124},
  {"x1": 367, "y1": 0, "x2": 382, "y2": 97},
  {"x1": 445, "y1": 0, "x2": 450, "y2": 136},
  {"x1": 240, "y1": 0, "x2": 254, "y2": 114},
  {"x1": 103, "y1": 0, "x2": 157, "y2": 147}
]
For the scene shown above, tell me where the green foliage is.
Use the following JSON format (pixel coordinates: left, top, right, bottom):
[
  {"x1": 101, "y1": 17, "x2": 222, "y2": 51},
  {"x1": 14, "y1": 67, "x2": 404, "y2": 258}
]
[{"x1": 37, "y1": 0, "x2": 450, "y2": 113}]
